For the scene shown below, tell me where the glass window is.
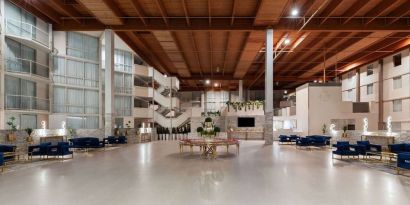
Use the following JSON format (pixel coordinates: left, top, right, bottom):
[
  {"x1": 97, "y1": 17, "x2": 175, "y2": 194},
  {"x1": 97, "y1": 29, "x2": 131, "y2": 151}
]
[
  {"x1": 115, "y1": 95, "x2": 132, "y2": 116},
  {"x1": 66, "y1": 32, "x2": 99, "y2": 61},
  {"x1": 393, "y1": 76, "x2": 402, "y2": 89},
  {"x1": 366, "y1": 84, "x2": 373, "y2": 95},
  {"x1": 53, "y1": 56, "x2": 98, "y2": 88},
  {"x1": 366, "y1": 64, "x2": 373, "y2": 76},
  {"x1": 393, "y1": 53, "x2": 401, "y2": 67},
  {"x1": 393, "y1": 100, "x2": 402, "y2": 112},
  {"x1": 347, "y1": 89, "x2": 354, "y2": 101}
]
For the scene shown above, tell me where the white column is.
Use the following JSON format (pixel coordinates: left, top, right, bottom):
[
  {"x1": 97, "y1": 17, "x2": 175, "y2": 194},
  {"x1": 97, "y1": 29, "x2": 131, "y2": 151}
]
[
  {"x1": 104, "y1": 29, "x2": 115, "y2": 136},
  {"x1": 0, "y1": 0, "x2": 5, "y2": 129},
  {"x1": 264, "y1": 29, "x2": 274, "y2": 145},
  {"x1": 239, "y1": 80, "x2": 243, "y2": 102}
]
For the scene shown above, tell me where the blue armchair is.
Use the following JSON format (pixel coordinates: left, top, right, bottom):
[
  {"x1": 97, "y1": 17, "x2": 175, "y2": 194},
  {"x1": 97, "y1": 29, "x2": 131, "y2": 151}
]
[
  {"x1": 48, "y1": 142, "x2": 73, "y2": 159},
  {"x1": 0, "y1": 144, "x2": 17, "y2": 161},
  {"x1": 354, "y1": 141, "x2": 382, "y2": 158},
  {"x1": 308, "y1": 135, "x2": 329, "y2": 147},
  {"x1": 332, "y1": 141, "x2": 359, "y2": 159},
  {"x1": 69, "y1": 137, "x2": 105, "y2": 151},
  {"x1": 397, "y1": 153, "x2": 410, "y2": 174},
  {"x1": 117, "y1": 136, "x2": 127, "y2": 144},
  {"x1": 0, "y1": 153, "x2": 4, "y2": 172},
  {"x1": 388, "y1": 143, "x2": 410, "y2": 154},
  {"x1": 28, "y1": 142, "x2": 51, "y2": 160},
  {"x1": 296, "y1": 138, "x2": 311, "y2": 148}
]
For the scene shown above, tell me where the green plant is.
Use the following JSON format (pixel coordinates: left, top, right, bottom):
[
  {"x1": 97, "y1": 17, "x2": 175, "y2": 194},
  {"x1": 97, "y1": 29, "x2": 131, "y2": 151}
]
[
  {"x1": 321, "y1": 124, "x2": 327, "y2": 134},
  {"x1": 343, "y1": 126, "x2": 348, "y2": 133},
  {"x1": 205, "y1": 117, "x2": 212, "y2": 122},
  {"x1": 7, "y1": 117, "x2": 17, "y2": 132},
  {"x1": 196, "y1": 127, "x2": 204, "y2": 133},
  {"x1": 214, "y1": 127, "x2": 220, "y2": 133},
  {"x1": 25, "y1": 128, "x2": 33, "y2": 136}
]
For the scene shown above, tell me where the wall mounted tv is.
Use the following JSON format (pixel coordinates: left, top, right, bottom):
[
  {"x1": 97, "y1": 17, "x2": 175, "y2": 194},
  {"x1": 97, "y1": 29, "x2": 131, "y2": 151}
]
[{"x1": 237, "y1": 117, "x2": 255, "y2": 127}]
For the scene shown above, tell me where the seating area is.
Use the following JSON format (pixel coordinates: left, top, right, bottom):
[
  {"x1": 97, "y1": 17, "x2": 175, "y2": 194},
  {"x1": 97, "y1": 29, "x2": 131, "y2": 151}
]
[
  {"x1": 0, "y1": 136, "x2": 129, "y2": 172},
  {"x1": 279, "y1": 135, "x2": 331, "y2": 148}
]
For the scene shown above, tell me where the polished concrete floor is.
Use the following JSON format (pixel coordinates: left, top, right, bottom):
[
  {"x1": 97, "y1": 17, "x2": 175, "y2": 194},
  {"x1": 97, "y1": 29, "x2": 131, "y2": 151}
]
[{"x1": 1, "y1": 141, "x2": 410, "y2": 205}]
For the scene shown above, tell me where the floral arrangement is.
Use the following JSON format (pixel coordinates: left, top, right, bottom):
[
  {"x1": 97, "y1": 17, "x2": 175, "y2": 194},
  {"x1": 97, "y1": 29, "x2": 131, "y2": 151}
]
[
  {"x1": 196, "y1": 117, "x2": 220, "y2": 138},
  {"x1": 226, "y1": 100, "x2": 264, "y2": 112}
]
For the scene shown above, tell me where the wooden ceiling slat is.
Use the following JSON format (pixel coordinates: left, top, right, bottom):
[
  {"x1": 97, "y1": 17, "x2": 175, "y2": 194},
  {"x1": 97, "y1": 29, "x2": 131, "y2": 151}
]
[
  {"x1": 341, "y1": 0, "x2": 368, "y2": 24},
  {"x1": 129, "y1": 0, "x2": 147, "y2": 25},
  {"x1": 49, "y1": 0, "x2": 82, "y2": 24}
]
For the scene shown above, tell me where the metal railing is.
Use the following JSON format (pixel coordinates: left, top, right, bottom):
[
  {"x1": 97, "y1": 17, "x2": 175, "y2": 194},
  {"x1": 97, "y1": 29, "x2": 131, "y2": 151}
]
[
  {"x1": 115, "y1": 63, "x2": 133, "y2": 73},
  {"x1": 115, "y1": 86, "x2": 133, "y2": 94},
  {"x1": 53, "y1": 75, "x2": 99, "y2": 88},
  {"x1": 6, "y1": 57, "x2": 49, "y2": 78},
  {"x1": 5, "y1": 95, "x2": 49, "y2": 111},
  {"x1": 5, "y1": 18, "x2": 49, "y2": 48},
  {"x1": 53, "y1": 104, "x2": 99, "y2": 114}
]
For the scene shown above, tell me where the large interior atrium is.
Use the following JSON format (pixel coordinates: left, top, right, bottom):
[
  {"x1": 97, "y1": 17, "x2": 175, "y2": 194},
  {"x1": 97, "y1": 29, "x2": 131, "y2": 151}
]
[{"x1": 0, "y1": 0, "x2": 409, "y2": 204}]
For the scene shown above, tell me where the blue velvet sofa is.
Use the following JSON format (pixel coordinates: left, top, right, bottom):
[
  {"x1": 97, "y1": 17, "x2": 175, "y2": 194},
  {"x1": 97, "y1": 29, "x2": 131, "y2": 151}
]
[
  {"x1": 332, "y1": 141, "x2": 360, "y2": 159},
  {"x1": 48, "y1": 142, "x2": 73, "y2": 159},
  {"x1": 354, "y1": 140, "x2": 382, "y2": 157},
  {"x1": 0, "y1": 144, "x2": 17, "y2": 161},
  {"x1": 279, "y1": 135, "x2": 300, "y2": 144},
  {"x1": 388, "y1": 143, "x2": 410, "y2": 154},
  {"x1": 28, "y1": 142, "x2": 52, "y2": 160},
  {"x1": 105, "y1": 136, "x2": 128, "y2": 145},
  {"x1": 69, "y1": 137, "x2": 105, "y2": 150},
  {"x1": 0, "y1": 153, "x2": 4, "y2": 172},
  {"x1": 397, "y1": 153, "x2": 410, "y2": 174},
  {"x1": 296, "y1": 135, "x2": 331, "y2": 148}
]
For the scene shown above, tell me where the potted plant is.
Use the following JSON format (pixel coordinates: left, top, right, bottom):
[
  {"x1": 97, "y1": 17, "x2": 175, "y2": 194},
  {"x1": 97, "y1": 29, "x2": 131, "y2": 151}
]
[
  {"x1": 321, "y1": 124, "x2": 327, "y2": 135},
  {"x1": 214, "y1": 126, "x2": 220, "y2": 137},
  {"x1": 196, "y1": 127, "x2": 203, "y2": 136},
  {"x1": 125, "y1": 121, "x2": 132, "y2": 136},
  {"x1": 25, "y1": 127, "x2": 34, "y2": 143},
  {"x1": 342, "y1": 126, "x2": 348, "y2": 138},
  {"x1": 6, "y1": 117, "x2": 17, "y2": 142}
]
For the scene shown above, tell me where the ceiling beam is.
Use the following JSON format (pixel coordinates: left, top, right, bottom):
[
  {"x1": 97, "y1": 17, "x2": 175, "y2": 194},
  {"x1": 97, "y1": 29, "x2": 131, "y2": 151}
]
[
  {"x1": 8, "y1": 0, "x2": 55, "y2": 23},
  {"x1": 300, "y1": 32, "x2": 394, "y2": 78},
  {"x1": 181, "y1": 0, "x2": 190, "y2": 26},
  {"x1": 154, "y1": 0, "x2": 168, "y2": 25},
  {"x1": 363, "y1": 0, "x2": 398, "y2": 25},
  {"x1": 231, "y1": 0, "x2": 237, "y2": 25},
  {"x1": 191, "y1": 31, "x2": 204, "y2": 76},
  {"x1": 233, "y1": 31, "x2": 265, "y2": 78},
  {"x1": 76, "y1": 0, "x2": 124, "y2": 25},
  {"x1": 129, "y1": 0, "x2": 147, "y2": 25},
  {"x1": 27, "y1": 0, "x2": 62, "y2": 24},
  {"x1": 49, "y1": 0, "x2": 81, "y2": 24},
  {"x1": 341, "y1": 0, "x2": 368, "y2": 24},
  {"x1": 319, "y1": 0, "x2": 342, "y2": 25},
  {"x1": 54, "y1": 18, "x2": 410, "y2": 31},
  {"x1": 386, "y1": 1, "x2": 410, "y2": 25},
  {"x1": 180, "y1": 74, "x2": 319, "y2": 82}
]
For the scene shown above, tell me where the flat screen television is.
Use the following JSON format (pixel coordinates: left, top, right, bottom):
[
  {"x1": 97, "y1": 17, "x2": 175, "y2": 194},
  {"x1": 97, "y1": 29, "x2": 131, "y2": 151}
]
[{"x1": 238, "y1": 117, "x2": 255, "y2": 127}]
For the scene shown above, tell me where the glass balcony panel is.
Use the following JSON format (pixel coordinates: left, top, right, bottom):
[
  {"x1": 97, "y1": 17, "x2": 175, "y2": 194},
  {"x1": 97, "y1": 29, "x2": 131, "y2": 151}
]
[
  {"x1": 6, "y1": 58, "x2": 49, "y2": 78},
  {"x1": 5, "y1": 95, "x2": 49, "y2": 111},
  {"x1": 5, "y1": 19, "x2": 49, "y2": 48}
]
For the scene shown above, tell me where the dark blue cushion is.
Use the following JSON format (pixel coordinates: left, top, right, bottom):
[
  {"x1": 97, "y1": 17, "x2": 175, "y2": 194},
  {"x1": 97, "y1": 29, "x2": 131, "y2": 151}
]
[
  {"x1": 404, "y1": 144, "x2": 410, "y2": 152},
  {"x1": 398, "y1": 153, "x2": 410, "y2": 169},
  {"x1": 389, "y1": 144, "x2": 405, "y2": 153},
  {"x1": 0, "y1": 153, "x2": 4, "y2": 166}
]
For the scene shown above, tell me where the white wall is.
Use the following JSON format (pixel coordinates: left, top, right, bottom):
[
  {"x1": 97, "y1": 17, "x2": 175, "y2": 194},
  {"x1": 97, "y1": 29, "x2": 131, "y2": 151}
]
[{"x1": 296, "y1": 86, "x2": 309, "y2": 135}]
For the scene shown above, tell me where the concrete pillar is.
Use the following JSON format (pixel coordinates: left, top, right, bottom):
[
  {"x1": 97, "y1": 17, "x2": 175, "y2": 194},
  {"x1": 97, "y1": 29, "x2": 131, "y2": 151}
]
[
  {"x1": 0, "y1": 0, "x2": 5, "y2": 129},
  {"x1": 238, "y1": 80, "x2": 243, "y2": 102},
  {"x1": 264, "y1": 29, "x2": 274, "y2": 145},
  {"x1": 378, "y1": 59, "x2": 384, "y2": 130},
  {"x1": 356, "y1": 69, "x2": 360, "y2": 102},
  {"x1": 104, "y1": 29, "x2": 115, "y2": 136}
]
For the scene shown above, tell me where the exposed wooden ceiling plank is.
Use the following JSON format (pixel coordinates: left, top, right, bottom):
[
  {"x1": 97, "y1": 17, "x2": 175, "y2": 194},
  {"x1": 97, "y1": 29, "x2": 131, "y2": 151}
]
[
  {"x1": 27, "y1": 0, "x2": 62, "y2": 24},
  {"x1": 181, "y1": 0, "x2": 190, "y2": 26},
  {"x1": 319, "y1": 0, "x2": 342, "y2": 25},
  {"x1": 49, "y1": 0, "x2": 81, "y2": 24},
  {"x1": 363, "y1": 0, "x2": 398, "y2": 25},
  {"x1": 54, "y1": 18, "x2": 410, "y2": 31},
  {"x1": 386, "y1": 1, "x2": 410, "y2": 25},
  {"x1": 341, "y1": 0, "x2": 368, "y2": 24},
  {"x1": 231, "y1": 0, "x2": 237, "y2": 25},
  {"x1": 154, "y1": 0, "x2": 169, "y2": 25},
  {"x1": 129, "y1": 0, "x2": 147, "y2": 25},
  {"x1": 300, "y1": 32, "x2": 394, "y2": 78}
]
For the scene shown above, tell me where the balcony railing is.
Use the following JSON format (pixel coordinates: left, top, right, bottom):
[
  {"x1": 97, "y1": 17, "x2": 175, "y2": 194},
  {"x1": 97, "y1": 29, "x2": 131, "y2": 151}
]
[
  {"x1": 53, "y1": 75, "x2": 99, "y2": 88},
  {"x1": 5, "y1": 18, "x2": 49, "y2": 48},
  {"x1": 5, "y1": 95, "x2": 49, "y2": 111},
  {"x1": 6, "y1": 57, "x2": 49, "y2": 78},
  {"x1": 53, "y1": 104, "x2": 99, "y2": 114},
  {"x1": 115, "y1": 86, "x2": 133, "y2": 95},
  {"x1": 115, "y1": 63, "x2": 133, "y2": 73}
]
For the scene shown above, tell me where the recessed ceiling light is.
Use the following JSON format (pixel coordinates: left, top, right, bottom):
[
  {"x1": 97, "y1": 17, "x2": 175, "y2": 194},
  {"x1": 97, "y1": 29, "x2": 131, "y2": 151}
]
[
  {"x1": 214, "y1": 82, "x2": 218, "y2": 87},
  {"x1": 291, "y1": 8, "x2": 299, "y2": 16},
  {"x1": 164, "y1": 74, "x2": 167, "y2": 78},
  {"x1": 205, "y1": 79, "x2": 210, "y2": 84},
  {"x1": 284, "y1": 90, "x2": 288, "y2": 94},
  {"x1": 284, "y1": 38, "x2": 290, "y2": 45},
  {"x1": 314, "y1": 80, "x2": 317, "y2": 83}
]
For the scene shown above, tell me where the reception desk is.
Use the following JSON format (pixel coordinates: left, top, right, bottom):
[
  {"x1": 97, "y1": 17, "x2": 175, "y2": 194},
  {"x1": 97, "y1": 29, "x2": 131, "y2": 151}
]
[
  {"x1": 361, "y1": 134, "x2": 396, "y2": 151},
  {"x1": 228, "y1": 129, "x2": 264, "y2": 140}
]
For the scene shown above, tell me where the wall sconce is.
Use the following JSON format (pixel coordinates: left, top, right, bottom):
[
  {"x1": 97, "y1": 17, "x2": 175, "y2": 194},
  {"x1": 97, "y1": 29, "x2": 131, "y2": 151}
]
[
  {"x1": 363, "y1": 118, "x2": 368, "y2": 134},
  {"x1": 387, "y1": 116, "x2": 392, "y2": 134}
]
